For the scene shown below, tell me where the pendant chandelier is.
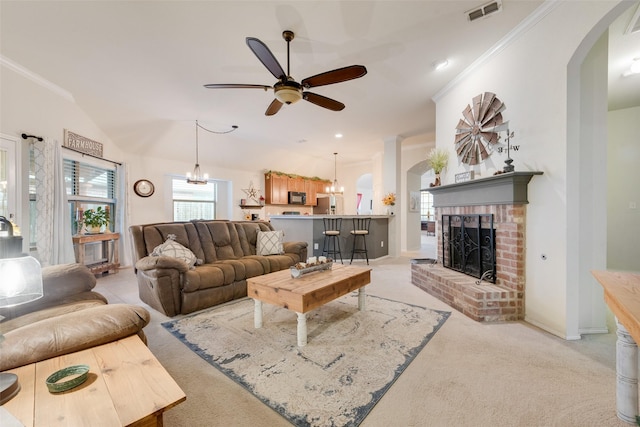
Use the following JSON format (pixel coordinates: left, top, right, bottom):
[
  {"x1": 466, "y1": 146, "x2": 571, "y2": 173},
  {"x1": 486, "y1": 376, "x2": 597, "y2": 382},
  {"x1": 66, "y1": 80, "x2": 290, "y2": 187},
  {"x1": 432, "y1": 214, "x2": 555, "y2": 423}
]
[
  {"x1": 186, "y1": 120, "x2": 238, "y2": 185},
  {"x1": 326, "y1": 152, "x2": 344, "y2": 194}
]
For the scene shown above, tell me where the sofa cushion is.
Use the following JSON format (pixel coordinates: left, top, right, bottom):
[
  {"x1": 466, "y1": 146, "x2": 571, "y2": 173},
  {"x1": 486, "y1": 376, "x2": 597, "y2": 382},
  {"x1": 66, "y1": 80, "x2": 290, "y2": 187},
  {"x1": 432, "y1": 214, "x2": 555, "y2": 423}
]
[
  {"x1": 152, "y1": 235, "x2": 198, "y2": 268},
  {"x1": 139, "y1": 222, "x2": 205, "y2": 261},
  {"x1": 257, "y1": 230, "x2": 285, "y2": 255},
  {"x1": 263, "y1": 254, "x2": 300, "y2": 271},
  {"x1": 220, "y1": 258, "x2": 268, "y2": 280},
  {"x1": 235, "y1": 221, "x2": 274, "y2": 255},
  {"x1": 195, "y1": 221, "x2": 245, "y2": 262},
  {"x1": 182, "y1": 263, "x2": 236, "y2": 292}
]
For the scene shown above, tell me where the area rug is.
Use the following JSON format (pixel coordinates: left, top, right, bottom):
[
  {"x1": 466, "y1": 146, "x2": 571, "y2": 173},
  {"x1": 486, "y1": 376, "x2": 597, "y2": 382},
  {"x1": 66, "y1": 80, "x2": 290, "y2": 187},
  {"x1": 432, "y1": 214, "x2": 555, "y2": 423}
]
[{"x1": 162, "y1": 293, "x2": 450, "y2": 427}]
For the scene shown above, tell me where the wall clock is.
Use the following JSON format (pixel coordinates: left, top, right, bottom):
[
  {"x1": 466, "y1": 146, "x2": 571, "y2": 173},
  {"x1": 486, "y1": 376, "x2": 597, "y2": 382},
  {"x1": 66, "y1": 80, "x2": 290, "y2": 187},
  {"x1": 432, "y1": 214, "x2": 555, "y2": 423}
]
[
  {"x1": 454, "y1": 92, "x2": 509, "y2": 165},
  {"x1": 133, "y1": 179, "x2": 155, "y2": 197}
]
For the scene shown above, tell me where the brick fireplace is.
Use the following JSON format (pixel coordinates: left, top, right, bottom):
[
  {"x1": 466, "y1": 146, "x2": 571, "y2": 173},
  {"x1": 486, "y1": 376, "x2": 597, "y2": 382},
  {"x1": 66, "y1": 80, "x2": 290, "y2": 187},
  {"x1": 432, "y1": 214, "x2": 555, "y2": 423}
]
[{"x1": 411, "y1": 172, "x2": 541, "y2": 322}]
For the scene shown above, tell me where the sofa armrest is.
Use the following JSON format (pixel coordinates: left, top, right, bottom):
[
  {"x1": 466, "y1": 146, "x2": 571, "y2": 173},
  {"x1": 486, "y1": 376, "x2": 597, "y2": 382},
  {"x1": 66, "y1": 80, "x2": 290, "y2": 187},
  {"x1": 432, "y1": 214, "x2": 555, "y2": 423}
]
[
  {"x1": 135, "y1": 255, "x2": 190, "y2": 273},
  {"x1": 0, "y1": 263, "x2": 101, "y2": 321},
  {"x1": 42, "y1": 263, "x2": 97, "y2": 294},
  {"x1": 0, "y1": 304, "x2": 150, "y2": 371},
  {"x1": 283, "y1": 241, "x2": 308, "y2": 260}
]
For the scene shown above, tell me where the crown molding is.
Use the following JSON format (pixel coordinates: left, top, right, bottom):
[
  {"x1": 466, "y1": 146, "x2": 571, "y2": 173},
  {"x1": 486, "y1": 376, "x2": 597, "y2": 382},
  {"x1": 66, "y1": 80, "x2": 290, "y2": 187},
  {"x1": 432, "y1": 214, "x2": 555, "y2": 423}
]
[
  {"x1": 1, "y1": 55, "x2": 75, "y2": 103},
  {"x1": 433, "y1": 1, "x2": 561, "y2": 103}
]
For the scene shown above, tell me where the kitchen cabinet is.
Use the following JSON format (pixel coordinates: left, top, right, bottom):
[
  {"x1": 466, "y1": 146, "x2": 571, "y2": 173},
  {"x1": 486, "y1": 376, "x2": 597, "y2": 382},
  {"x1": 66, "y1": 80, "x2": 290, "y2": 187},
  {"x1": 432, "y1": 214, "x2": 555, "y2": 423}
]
[
  {"x1": 264, "y1": 173, "x2": 288, "y2": 204},
  {"x1": 264, "y1": 173, "x2": 330, "y2": 206},
  {"x1": 304, "y1": 180, "x2": 317, "y2": 206},
  {"x1": 287, "y1": 177, "x2": 305, "y2": 192}
]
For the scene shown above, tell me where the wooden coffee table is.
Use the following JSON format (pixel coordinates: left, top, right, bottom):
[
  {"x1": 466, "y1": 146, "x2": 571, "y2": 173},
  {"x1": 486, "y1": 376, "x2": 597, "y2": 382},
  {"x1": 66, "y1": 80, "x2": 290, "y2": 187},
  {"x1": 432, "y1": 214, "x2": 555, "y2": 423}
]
[
  {"x1": 1, "y1": 335, "x2": 185, "y2": 427},
  {"x1": 247, "y1": 263, "x2": 372, "y2": 346}
]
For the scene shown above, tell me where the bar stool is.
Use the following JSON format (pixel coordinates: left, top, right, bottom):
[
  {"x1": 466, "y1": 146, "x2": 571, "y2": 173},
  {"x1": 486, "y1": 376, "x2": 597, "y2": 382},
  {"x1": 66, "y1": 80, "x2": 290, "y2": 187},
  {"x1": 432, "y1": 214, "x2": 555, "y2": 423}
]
[
  {"x1": 350, "y1": 217, "x2": 371, "y2": 265},
  {"x1": 322, "y1": 217, "x2": 343, "y2": 264}
]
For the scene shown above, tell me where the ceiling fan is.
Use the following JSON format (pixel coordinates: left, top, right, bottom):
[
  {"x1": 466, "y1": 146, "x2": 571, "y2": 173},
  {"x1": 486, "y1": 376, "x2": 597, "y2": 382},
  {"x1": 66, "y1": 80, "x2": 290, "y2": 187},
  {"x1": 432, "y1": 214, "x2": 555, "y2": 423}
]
[{"x1": 204, "y1": 30, "x2": 367, "y2": 116}]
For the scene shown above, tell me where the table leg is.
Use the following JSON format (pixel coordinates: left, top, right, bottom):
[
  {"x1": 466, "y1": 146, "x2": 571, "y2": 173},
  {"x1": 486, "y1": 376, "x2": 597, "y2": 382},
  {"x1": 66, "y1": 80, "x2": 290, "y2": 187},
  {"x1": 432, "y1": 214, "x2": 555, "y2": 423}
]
[
  {"x1": 253, "y1": 299, "x2": 263, "y2": 328},
  {"x1": 358, "y1": 287, "x2": 366, "y2": 311},
  {"x1": 297, "y1": 312, "x2": 307, "y2": 347},
  {"x1": 615, "y1": 318, "x2": 638, "y2": 424}
]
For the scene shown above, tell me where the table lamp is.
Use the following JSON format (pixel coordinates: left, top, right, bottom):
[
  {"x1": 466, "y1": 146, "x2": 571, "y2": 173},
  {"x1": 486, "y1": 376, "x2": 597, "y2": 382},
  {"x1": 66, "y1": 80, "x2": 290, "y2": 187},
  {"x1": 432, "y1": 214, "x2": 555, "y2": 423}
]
[{"x1": 0, "y1": 254, "x2": 44, "y2": 405}]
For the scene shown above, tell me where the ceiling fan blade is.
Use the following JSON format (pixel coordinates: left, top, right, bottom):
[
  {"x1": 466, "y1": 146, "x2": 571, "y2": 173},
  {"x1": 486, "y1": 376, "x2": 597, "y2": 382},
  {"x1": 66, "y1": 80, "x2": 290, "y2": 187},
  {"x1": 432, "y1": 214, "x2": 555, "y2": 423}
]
[
  {"x1": 204, "y1": 84, "x2": 272, "y2": 90},
  {"x1": 301, "y1": 65, "x2": 367, "y2": 89},
  {"x1": 303, "y1": 92, "x2": 345, "y2": 111},
  {"x1": 246, "y1": 37, "x2": 286, "y2": 81},
  {"x1": 265, "y1": 99, "x2": 283, "y2": 116}
]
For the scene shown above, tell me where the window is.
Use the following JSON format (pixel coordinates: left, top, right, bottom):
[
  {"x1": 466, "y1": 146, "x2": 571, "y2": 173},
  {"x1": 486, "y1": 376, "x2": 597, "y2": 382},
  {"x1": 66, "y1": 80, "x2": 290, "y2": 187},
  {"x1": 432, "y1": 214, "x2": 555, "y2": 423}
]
[
  {"x1": 63, "y1": 158, "x2": 117, "y2": 235},
  {"x1": 421, "y1": 191, "x2": 434, "y2": 221},
  {"x1": 172, "y1": 178, "x2": 217, "y2": 221},
  {"x1": 0, "y1": 136, "x2": 17, "y2": 220}
]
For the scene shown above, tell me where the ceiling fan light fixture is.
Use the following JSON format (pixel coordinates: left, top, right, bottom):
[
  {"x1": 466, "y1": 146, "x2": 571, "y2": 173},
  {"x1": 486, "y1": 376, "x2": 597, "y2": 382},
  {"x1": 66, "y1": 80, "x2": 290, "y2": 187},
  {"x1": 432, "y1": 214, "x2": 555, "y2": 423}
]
[{"x1": 274, "y1": 82, "x2": 302, "y2": 104}]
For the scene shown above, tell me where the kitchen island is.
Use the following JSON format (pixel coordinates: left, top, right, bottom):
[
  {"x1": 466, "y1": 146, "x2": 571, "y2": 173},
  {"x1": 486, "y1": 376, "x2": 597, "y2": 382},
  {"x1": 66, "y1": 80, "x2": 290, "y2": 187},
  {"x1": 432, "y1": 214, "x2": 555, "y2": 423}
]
[{"x1": 269, "y1": 215, "x2": 391, "y2": 261}]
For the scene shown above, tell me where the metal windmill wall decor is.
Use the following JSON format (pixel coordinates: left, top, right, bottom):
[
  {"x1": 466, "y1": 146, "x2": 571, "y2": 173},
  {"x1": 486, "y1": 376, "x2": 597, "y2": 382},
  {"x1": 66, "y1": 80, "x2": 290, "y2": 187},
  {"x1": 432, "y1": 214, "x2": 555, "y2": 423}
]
[{"x1": 454, "y1": 92, "x2": 510, "y2": 166}]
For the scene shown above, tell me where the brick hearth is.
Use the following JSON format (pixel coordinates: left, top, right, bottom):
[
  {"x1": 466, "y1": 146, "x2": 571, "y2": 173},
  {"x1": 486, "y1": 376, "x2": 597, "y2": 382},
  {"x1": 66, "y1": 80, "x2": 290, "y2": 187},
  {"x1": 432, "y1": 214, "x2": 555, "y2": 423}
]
[
  {"x1": 411, "y1": 262, "x2": 523, "y2": 322},
  {"x1": 411, "y1": 172, "x2": 541, "y2": 322}
]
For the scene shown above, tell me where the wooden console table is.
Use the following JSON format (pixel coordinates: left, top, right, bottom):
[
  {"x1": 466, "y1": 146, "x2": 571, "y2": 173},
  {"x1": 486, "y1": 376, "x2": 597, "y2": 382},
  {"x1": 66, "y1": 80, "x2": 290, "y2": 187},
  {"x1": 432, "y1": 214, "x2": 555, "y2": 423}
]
[
  {"x1": 73, "y1": 233, "x2": 120, "y2": 275},
  {"x1": 592, "y1": 270, "x2": 640, "y2": 424},
  {"x1": 1, "y1": 335, "x2": 186, "y2": 426}
]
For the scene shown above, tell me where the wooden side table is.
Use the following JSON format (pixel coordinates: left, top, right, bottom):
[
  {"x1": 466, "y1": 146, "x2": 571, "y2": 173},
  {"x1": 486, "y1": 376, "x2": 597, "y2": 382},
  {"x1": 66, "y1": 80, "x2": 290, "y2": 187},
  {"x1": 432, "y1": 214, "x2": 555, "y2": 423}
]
[
  {"x1": 1, "y1": 335, "x2": 186, "y2": 426},
  {"x1": 72, "y1": 232, "x2": 120, "y2": 275},
  {"x1": 592, "y1": 270, "x2": 640, "y2": 424}
]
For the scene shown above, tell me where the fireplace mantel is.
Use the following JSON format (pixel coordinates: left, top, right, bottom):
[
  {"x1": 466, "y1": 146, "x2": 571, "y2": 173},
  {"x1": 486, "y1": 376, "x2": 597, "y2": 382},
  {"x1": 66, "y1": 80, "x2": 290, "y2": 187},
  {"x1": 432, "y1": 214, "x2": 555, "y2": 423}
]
[{"x1": 426, "y1": 171, "x2": 543, "y2": 207}]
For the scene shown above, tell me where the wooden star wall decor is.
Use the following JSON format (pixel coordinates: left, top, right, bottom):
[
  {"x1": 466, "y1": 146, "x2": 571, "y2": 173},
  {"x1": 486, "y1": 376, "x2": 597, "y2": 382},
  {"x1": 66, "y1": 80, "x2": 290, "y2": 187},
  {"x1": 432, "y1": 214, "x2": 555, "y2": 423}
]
[{"x1": 242, "y1": 181, "x2": 261, "y2": 204}]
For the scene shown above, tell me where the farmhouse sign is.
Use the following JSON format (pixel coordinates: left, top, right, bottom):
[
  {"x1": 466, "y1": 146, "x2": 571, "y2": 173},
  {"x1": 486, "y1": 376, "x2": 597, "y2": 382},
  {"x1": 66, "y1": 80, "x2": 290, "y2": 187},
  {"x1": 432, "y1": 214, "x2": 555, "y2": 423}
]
[{"x1": 64, "y1": 130, "x2": 103, "y2": 158}]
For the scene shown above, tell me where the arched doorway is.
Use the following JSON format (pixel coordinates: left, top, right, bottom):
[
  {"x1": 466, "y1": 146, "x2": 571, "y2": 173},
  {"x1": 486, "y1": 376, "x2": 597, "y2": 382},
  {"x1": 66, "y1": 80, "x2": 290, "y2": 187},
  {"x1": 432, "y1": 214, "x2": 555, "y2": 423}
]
[
  {"x1": 405, "y1": 160, "x2": 437, "y2": 258},
  {"x1": 355, "y1": 173, "x2": 373, "y2": 215},
  {"x1": 567, "y1": 2, "x2": 639, "y2": 338}
]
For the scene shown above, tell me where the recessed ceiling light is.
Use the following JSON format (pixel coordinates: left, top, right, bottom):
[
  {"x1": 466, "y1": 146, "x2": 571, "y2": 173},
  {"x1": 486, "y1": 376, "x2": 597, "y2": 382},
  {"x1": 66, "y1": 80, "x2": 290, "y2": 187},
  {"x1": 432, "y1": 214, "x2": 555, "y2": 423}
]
[
  {"x1": 629, "y1": 57, "x2": 640, "y2": 74},
  {"x1": 297, "y1": 139, "x2": 307, "y2": 144},
  {"x1": 433, "y1": 59, "x2": 449, "y2": 71},
  {"x1": 335, "y1": 133, "x2": 343, "y2": 138}
]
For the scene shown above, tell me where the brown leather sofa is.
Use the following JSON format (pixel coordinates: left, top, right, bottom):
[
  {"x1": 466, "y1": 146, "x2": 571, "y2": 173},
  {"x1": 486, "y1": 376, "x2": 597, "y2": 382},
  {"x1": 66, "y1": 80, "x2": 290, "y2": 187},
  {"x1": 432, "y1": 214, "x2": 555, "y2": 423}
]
[
  {"x1": 130, "y1": 220, "x2": 308, "y2": 316},
  {"x1": 0, "y1": 263, "x2": 149, "y2": 371}
]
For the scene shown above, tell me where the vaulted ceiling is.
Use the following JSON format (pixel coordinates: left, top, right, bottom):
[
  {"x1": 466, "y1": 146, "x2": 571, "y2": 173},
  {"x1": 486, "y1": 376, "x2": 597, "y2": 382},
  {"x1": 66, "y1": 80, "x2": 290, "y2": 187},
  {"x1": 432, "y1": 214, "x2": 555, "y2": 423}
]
[{"x1": 1, "y1": 1, "x2": 638, "y2": 175}]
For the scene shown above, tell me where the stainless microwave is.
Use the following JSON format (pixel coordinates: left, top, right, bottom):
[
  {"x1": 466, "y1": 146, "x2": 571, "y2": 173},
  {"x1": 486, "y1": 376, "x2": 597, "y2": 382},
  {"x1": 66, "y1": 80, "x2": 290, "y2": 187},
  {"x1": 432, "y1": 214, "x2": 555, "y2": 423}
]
[{"x1": 288, "y1": 191, "x2": 306, "y2": 205}]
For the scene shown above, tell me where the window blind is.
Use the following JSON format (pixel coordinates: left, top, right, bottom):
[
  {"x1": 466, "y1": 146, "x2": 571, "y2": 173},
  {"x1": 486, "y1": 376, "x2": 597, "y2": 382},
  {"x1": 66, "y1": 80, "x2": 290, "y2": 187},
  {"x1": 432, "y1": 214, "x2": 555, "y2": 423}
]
[{"x1": 64, "y1": 159, "x2": 116, "y2": 200}]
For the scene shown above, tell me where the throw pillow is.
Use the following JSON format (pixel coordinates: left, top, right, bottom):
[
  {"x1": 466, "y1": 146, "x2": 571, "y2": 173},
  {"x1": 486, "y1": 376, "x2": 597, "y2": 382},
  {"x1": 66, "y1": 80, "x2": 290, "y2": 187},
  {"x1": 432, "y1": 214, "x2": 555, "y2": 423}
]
[
  {"x1": 257, "y1": 230, "x2": 285, "y2": 256},
  {"x1": 151, "y1": 235, "x2": 198, "y2": 268}
]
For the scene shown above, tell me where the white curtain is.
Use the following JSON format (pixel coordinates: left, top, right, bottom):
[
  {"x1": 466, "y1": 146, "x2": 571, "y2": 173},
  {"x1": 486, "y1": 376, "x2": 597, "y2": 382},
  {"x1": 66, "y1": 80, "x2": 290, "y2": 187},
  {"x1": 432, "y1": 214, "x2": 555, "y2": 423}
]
[
  {"x1": 32, "y1": 138, "x2": 75, "y2": 266},
  {"x1": 116, "y1": 163, "x2": 131, "y2": 266}
]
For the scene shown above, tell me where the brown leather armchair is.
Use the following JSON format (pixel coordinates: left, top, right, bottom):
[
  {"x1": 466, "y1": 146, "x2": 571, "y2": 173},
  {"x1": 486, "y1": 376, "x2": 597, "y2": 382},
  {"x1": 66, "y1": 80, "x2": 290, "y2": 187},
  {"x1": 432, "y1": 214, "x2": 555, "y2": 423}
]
[{"x1": 0, "y1": 263, "x2": 149, "y2": 371}]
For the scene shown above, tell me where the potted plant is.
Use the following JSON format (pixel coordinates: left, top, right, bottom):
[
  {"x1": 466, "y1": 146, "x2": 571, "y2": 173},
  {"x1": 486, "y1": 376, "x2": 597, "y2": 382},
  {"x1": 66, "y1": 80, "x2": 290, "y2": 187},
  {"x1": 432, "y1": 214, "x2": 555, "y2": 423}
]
[
  {"x1": 427, "y1": 148, "x2": 449, "y2": 187},
  {"x1": 81, "y1": 207, "x2": 109, "y2": 234}
]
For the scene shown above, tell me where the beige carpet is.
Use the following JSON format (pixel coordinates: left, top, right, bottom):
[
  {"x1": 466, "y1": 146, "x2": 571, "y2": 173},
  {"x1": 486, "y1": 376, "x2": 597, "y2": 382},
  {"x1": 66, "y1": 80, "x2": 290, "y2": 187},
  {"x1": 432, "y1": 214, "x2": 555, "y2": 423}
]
[
  {"x1": 96, "y1": 256, "x2": 628, "y2": 427},
  {"x1": 161, "y1": 294, "x2": 449, "y2": 426}
]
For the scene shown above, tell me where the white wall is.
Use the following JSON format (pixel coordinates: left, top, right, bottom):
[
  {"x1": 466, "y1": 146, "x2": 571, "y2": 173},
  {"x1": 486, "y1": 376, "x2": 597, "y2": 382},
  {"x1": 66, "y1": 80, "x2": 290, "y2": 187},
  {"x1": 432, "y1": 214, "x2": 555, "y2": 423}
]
[
  {"x1": 432, "y1": 1, "x2": 623, "y2": 338},
  {"x1": 607, "y1": 106, "x2": 640, "y2": 272},
  {"x1": 1, "y1": 64, "x2": 126, "y2": 255}
]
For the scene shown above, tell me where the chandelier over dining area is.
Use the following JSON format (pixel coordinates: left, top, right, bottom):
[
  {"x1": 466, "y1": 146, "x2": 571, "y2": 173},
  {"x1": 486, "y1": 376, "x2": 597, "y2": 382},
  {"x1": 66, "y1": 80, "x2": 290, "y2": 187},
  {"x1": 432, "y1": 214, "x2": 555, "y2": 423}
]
[
  {"x1": 186, "y1": 120, "x2": 238, "y2": 185},
  {"x1": 325, "y1": 152, "x2": 344, "y2": 194}
]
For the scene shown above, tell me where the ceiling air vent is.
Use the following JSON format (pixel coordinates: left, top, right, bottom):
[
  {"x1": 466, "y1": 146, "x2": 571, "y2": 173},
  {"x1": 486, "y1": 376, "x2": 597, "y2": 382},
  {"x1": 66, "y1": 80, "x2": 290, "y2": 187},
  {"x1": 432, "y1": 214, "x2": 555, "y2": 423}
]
[
  {"x1": 624, "y1": 3, "x2": 640, "y2": 34},
  {"x1": 466, "y1": 0, "x2": 503, "y2": 22}
]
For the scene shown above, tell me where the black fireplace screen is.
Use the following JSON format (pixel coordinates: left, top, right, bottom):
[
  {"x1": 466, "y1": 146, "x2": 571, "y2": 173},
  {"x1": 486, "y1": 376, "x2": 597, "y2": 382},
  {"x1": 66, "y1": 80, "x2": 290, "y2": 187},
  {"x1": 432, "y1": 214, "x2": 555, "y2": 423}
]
[{"x1": 441, "y1": 214, "x2": 496, "y2": 283}]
